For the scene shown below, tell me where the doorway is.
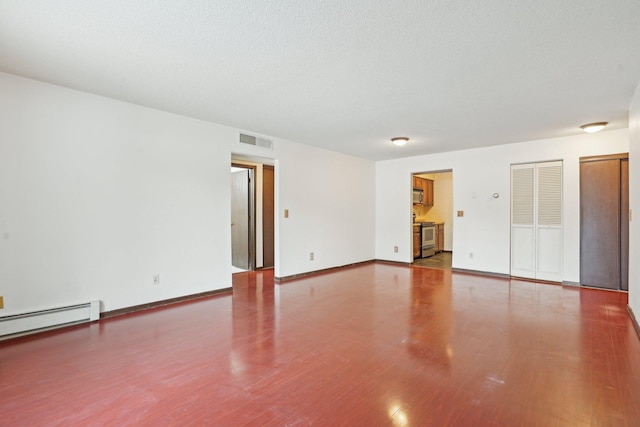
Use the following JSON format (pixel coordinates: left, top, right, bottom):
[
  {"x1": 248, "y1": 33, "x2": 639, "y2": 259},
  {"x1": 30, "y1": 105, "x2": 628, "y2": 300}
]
[
  {"x1": 579, "y1": 153, "x2": 629, "y2": 290},
  {"x1": 230, "y1": 159, "x2": 275, "y2": 274},
  {"x1": 411, "y1": 170, "x2": 454, "y2": 270}
]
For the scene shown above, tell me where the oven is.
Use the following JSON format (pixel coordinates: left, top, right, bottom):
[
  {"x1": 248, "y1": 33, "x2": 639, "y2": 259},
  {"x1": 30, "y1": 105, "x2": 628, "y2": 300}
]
[{"x1": 421, "y1": 222, "x2": 436, "y2": 258}]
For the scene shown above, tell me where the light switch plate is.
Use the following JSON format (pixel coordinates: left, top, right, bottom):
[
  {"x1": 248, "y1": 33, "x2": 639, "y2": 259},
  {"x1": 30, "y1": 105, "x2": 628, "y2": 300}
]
[
  {"x1": 284, "y1": 209, "x2": 289, "y2": 218},
  {"x1": 0, "y1": 296, "x2": 4, "y2": 309}
]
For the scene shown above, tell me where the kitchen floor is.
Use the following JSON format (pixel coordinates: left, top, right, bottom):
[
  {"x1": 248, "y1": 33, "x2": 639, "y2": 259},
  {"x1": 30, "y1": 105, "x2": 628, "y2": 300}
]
[{"x1": 413, "y1": 251, "x2": 452, "y2": 270}]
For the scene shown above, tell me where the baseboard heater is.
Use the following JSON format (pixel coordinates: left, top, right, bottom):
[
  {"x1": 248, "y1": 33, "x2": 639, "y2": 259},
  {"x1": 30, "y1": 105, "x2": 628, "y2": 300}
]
[{"x1": 0, "y1": 301, "x2": 100, "y2": 341}]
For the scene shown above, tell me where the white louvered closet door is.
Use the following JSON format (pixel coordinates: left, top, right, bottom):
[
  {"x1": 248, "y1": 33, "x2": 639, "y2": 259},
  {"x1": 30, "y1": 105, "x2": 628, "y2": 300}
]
[{"x1": 511, "y1": 161, "x2": 563, "y2": 281}]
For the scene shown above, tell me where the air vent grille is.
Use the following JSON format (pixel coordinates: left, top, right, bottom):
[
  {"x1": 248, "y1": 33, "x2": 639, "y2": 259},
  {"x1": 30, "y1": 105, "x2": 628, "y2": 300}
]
[{"x1": 239, "y1": 133, "x2": 273, "y2": 150}]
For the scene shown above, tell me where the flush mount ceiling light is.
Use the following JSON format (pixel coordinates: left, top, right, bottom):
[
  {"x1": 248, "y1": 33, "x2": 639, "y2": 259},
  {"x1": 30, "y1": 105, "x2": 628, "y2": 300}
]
[
  {"x1": 580, "y1": 122, "x2": 608, "y2": 133},
  {"x1": 391, "y1": 137, "x2": 409, "y2": 147}
]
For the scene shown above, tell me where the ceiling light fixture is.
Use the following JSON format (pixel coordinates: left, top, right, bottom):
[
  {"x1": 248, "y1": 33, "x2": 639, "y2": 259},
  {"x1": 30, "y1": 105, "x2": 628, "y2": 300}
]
[
  {"x1": 580, "y1": 122, "x2": 608, "y2": 133},
  {"x1": 391, "y1": 137, "x2": 409, "y2": 147}
]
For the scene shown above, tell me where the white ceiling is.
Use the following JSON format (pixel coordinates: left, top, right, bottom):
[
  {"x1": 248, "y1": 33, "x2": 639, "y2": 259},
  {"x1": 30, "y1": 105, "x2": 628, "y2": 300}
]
[{"x1": 1, "y1": 1, "x2": 639, "y2": 161}]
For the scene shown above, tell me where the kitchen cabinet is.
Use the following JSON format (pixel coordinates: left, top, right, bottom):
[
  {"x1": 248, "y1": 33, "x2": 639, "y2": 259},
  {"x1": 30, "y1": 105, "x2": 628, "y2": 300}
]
[
  {"x1": 435, "y1": 223, "x2": 445, "y2": 253},
  {"x1": 413, "y1": 225, "x2": 421, "y2": 258},
  {"x1": 423, "y1": 179, "x2": 434, "y2": 206},
  {"x1": 412, "y1": 177, "x2": 434, "y2": 206},
  {"x1": 413, "y1": 176, "x2": 421, "y2": 189}
]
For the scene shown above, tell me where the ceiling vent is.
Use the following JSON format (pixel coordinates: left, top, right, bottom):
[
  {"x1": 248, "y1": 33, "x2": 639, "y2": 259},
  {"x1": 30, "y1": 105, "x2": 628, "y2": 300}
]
[{"x1": 239, "y1": 133, "x2": 273, "y2": 150}]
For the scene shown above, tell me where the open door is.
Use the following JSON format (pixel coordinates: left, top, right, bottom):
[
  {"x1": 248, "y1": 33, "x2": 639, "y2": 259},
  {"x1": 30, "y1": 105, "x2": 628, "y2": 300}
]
[{"x1": 231, "y1": 167, "x2": 254, "y2": 270}]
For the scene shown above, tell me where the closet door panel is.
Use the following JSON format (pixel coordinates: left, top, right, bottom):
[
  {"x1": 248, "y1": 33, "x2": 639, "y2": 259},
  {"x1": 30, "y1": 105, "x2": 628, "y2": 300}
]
[
  {"x1": 511, "y1": 165, "x2": 535, "y2": 279},
  {"x1": 536, "y1": 162, "x2": 562, "y2": 281},
  {"x1": 511, "y1": 162, "x2": 563, "y2": 281},
  {"x1": 512, "y1": 227, "x2": 535, "y2": 276},
  {"x1": 537, "y1": 227, "x2": 562, "y2": 281}
]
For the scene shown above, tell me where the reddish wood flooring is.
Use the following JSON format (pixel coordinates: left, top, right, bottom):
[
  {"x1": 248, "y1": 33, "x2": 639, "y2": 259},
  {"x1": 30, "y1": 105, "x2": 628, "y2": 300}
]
[{"x1": 1, "y1": 264, "x2": 640, "y2": 426}]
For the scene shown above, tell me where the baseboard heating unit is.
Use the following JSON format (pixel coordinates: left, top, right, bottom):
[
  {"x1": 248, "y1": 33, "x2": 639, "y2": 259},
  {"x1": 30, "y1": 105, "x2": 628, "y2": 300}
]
[{"x1": 0, "y1": 301, "x2": 100, "y2": 341}]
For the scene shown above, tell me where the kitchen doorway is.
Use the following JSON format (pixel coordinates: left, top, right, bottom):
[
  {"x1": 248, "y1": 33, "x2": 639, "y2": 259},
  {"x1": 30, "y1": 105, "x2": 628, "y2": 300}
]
[{"x1": 412, "y1": 170, "x2": 454, "y2": 270}]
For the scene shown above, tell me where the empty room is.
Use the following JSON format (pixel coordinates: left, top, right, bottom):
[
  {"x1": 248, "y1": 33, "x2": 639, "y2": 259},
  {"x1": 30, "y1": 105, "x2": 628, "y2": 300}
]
[{"x1": 1, "y1": 1, "x2": 640, "y2": 426}]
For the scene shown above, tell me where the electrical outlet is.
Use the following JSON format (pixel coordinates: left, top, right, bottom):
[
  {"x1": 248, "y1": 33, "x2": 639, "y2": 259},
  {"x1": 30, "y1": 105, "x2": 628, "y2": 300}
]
[
  {"x1": 284, "y1": 209, "x2": 289, "y2": 218},
  {"x1": 457, "y1": 210, "x2": 464, "y2": 217},
  {"x1": 0, "y1": 296, "x2": 4, "y2": 309},
  {"x1": 394, "y1": 246, "x2": 398, "y2": 253},
  {"x1": 153, "y1": 274, "x2": 160, "y2": 285},
  {"x1": 469, "y1": 252, "x2": 474, "y2": 259},
  {"x1": 310, "y1": 252, "x2": 314, "y2": 261}
]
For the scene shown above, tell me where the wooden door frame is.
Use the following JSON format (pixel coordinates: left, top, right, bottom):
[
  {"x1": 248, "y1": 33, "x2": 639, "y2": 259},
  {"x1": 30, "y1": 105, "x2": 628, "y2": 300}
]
[{"x1": 262, "y1": 165, "x2": 275, "y2": 268}]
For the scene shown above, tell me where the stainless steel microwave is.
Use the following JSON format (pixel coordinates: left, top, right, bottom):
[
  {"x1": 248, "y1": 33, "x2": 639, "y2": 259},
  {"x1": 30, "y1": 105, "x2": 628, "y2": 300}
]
[{"x1": 413, "y1": 188, "x2": 424, "y2": 204}]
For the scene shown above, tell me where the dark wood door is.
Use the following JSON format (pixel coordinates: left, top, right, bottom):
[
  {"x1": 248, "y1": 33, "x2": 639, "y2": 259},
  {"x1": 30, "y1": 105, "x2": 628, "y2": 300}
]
[
  {"x1": 580, "y1": 159, "x2": 620, "y2": 289},
  {"x1": 580, "y1": 156, "x2": 628, "y2": 290},
  {"x1": 262, "y1": 165, "x2": 275, "y2": 268}
]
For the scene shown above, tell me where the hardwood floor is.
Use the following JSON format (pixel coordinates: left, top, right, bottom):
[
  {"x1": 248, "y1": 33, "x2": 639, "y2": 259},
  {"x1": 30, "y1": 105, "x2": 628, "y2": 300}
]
[{"x1": 1, "y1": 263, "x2": 639, "y2": 426}]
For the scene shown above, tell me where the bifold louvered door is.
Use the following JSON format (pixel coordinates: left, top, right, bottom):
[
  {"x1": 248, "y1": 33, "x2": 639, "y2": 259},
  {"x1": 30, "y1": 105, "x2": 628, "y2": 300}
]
[{"x1": 511, "y1": 161, "x2": 563, "y2": 281}]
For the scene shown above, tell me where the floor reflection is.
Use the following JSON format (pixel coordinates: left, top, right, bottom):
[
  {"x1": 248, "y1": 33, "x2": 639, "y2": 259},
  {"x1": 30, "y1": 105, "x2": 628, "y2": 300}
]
[
  {"x1": 579, "y1": 288, "x2": 635, "y2": 422},
  {"x1": 408, "y1": 268, "x2": 453, "y2": 371},
  {"x1": 231, "y1": 270, "x2": 276, "y2": 375}
]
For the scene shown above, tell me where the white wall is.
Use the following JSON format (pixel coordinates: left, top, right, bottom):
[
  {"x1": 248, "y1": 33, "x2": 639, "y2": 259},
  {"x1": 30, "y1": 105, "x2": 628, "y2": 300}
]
[
  {"x1": 276, "y1": 141, "x2": 375, "y2": 278},
  {"x1": 376, "y1": 130, "x2": 629, "y2": 282},
  {"x1": 629, "y1": 83, "x2": 640, "y2": 317},
  {"x1": 0, "y1": 72, "x2": 375, "y2": 315}
]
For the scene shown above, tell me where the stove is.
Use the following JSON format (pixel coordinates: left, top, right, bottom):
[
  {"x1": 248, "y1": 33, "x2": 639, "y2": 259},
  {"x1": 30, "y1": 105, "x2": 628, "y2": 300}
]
[{"x1": 420, "y1": 222, "x2": 436, "y2": 257}]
